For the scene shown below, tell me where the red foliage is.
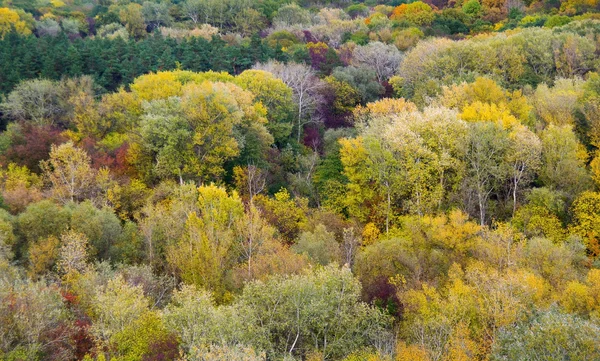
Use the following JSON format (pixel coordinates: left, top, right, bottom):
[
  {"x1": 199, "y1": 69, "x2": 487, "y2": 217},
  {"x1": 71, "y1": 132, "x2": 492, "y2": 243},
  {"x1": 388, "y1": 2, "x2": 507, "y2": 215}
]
[
  {"x1": 40, "y1": 322, "x2": 77, "y2": 361},
  {"x1": 61, "y1": 290, "x2": 79, "y2": 307},
  {"x1": 317, "y1": 83, "x2": 353, "y2": 129},
  {"x1": 302, "y1": 30, "x2": 317, "y2": 43},
  {"x1": 302, "y1": 124, "x2": 322, "y2": 150},
  {"x1": 361, "y1": 276, "x2": 402, "y2": 317},
  {"x1": 307, "y1": 42, "x2": 329, "y2": 71},
  {"x1": 382, "y1": 81, "x2": 394, "y2": 98},
  {"x1": 1, "y1": 123, "x2": 66, "y2": 173},
  {"x1": 142, "y1": 335, "x2": 180, "y2": 361},
  {"x1": 79, "y1": 137, "x2": 132, "y2": 177},
  {"x1": 73, "y1": 318, "x2": 94, "y2": 360}
]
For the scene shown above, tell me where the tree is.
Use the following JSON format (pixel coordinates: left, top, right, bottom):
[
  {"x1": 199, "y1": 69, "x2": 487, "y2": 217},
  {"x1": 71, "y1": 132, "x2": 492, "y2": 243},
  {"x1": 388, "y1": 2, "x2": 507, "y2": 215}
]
[
  {"x1": 1, "y1": 123, "x2": 67, "y2": 173},
  {"x1": 462, "y1": 0, "x2": 482, "y2": 17},
  {"x1": 233, "y1": 165, "x2": 266, "y2": 205},
  {"x1": 390, "y1": 2, "x2": 435, "y2": 26},
  {"x1": 293, "y1": 224, "x2": 341, "y2": 266},
  {"x1": 70, "y1": 201, "x2": 123, "y2": 260},
  {"x1": 233, "y1": 205, "x2": 277, "y2": 280},
  {"x1": 237, "y1": 265, "x2": 392, "y2": 360},
  {"x1": 0, "y1": 7, "x2": 31, "y2": 39},
  {"x1": 182, "y1": 0, "x2": 203, "y2": 24},
  {"x1": 91, "y1": 275, "x2": 151, "y2": 348},
  {"x1": 531, "y1": 78, "x2": 584, "y2": 127},
  {"x1": 351, "y1": 42, "x2": 403, "y2": 83},
  {"x1": 506, "y1": 125, "x2": 542, "y2": 215},
  {"x1": 166, "y1": 184, "x2": 243, "y2": 300},
  {"x1": 120, "y1": 3, "x2": 146, "y2": 39},
  {"x1": 439, "y1": 77, "x2": 531, "y2": 123},
  {"x1": 17, "y1": 200, "x2": 71, "y2": 247},
  {"x1": 342, "y1": 106, "x2": 467, "y2": 229},
  {"x1": 181, "y1": 81, "x2": 270, "y2": 180},
  {"x1": 57, "y1": 231, "x2": 90, "y2": 276},
  {"x1": 340, "y1": 135, "x2": 402, "y2": 233},
  {"x1": 463, "y1": 122, "x2": 510, "y2": 225},
  {"x1": 27, "y1": 235, "x2": 59, "y2": 278},
  {"x1": 0, "y1": 163, "x2": 42, "y2": 214},
  {"x1": 254, "y1": 61, "x2": 324, "y2": 142},
  {"x1": 233, "y1": 8, "x2": 266, "y2": 37},
  {"x1": 1, "y1": 79, "x2": 64, "y2": 126},
  {"x1": 138, "y1": 98, "x2": 193, "y2": 183},
  {"x1": 570, "y1": 191, "x2": 600, "y2": 258},
  {"x1": 142, "y1": 1, "x2": 172, "y2": 31},
  {"x1": 254, "y1": 189, "x2": 307, "y2": 243},
  {"x1": 130, "y1": 74, "x2": 272, "y2": 183},
  {"x1": 272, "y1": 3, "x2": 311, "y2": 27},
  {"x1": 235, "y1": 70, "x2": 295, "y2": 144},
  {"x1": 41, "y1": 142, "x2": 97, "y2": 204},
  {"x1": 490, "y1": 309, "x2": 600, "y2": 361},
  {"x1": 163, "y1": 285, "x2": 232, "y2": 351},
  {"x1": 539, "y1": 125, "x2": 590, "y2": 198},
  {"x1": 332, "y1": 66, "x2": 384, "y2": 104},
  {"x1": 0, "y1": 279, "x2": 71, "y2": 360},
  {"x1": 36, "y1": 18, "x2": 61, "y2": 37},
  {"x1": 62, "y1": 76, "x2": 104, "y2": 138}
]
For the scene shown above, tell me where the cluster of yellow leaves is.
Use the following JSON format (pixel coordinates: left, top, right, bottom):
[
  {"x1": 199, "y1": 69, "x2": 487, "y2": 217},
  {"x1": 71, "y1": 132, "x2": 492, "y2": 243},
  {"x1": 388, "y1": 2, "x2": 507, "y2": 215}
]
[
  {"x1": 399, "y1": 262, "x2": 550, "y2": 360},
  {"x1": 560, "y1": 269, "x2": 600, "y2": 317},
  {"x1": 390, "y1": 1, "x2": 435, "y2": 26},
  {"x1": 353, "y1": 98, "x2": 417, "y2": 124},
  {"x1": 461, "y1": 102, "x2": 519, "y2": 129},
  {"x1": 0, "y1": 163, "x2": 42, "y2": 213},
  {"x1": 0, "y1": 7, "x2": 31, "y2": 39},
  {"x1": 570, "y1": 191, "x2": 600, "y2": 257},
  {"x1": 440, "y1": 77, "x2": 532, "y2": 127}
]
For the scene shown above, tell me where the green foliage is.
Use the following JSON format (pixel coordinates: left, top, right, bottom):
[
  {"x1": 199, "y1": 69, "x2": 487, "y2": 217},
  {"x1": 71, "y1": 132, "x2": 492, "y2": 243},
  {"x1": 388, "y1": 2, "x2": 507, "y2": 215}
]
[
  {"x1": 237, "y1": 265, "x2": 392, "y2": 360},
  {"x1": 17, "y1": 200, "x2": 70, "y2": 245},
  {"x1": 2, "y1": 3, "x2": 600, "y2": 360},
  {"x1": 293, "y1": 224, "x2": 341, "y2": 265},
  {"x1": 491, "y1": 309, "x2": 600, "y2": 361}
]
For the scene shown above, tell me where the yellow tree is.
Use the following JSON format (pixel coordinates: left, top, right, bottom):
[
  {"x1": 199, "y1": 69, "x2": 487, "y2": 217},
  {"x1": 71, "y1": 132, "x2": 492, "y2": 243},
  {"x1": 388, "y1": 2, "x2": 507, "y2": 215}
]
[
  {"x1": 0, "y1": 7, "x2": 31, "y2": 39},
  {"x1": 130, "y1": 74, "x2": 272, "y2": 183},
  {"x1": 570, "y1": 191, "x2": 600, "y2": 258},
  {"x1": 119, "y1": 3, "x2": 146, "y2": 39},
  {"x1": 166, "y1": 184, "x2": 244, "y2": 301},
  {"x1": 41, "y1": 142, "x2": 97, "y2": 204},
  {"x1": 235, "y1": 69, "x2": 295, "y2": 144},
  {"x1": 181, "y1": 81, "x2": 270, "y2": 180}
]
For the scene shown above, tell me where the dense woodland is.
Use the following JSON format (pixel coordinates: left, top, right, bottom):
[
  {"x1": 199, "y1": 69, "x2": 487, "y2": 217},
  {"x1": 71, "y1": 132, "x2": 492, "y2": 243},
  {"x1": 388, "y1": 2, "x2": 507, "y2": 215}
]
[{"x1": 2, "y1": 0, "x2": 600, "y2": 360}]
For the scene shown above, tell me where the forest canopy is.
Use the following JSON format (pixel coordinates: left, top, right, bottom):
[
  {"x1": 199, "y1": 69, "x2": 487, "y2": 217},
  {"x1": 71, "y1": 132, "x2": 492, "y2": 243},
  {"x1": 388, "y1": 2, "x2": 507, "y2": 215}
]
[{"x1": 2, "y1": 0, "x2": 600, "y2": 360}]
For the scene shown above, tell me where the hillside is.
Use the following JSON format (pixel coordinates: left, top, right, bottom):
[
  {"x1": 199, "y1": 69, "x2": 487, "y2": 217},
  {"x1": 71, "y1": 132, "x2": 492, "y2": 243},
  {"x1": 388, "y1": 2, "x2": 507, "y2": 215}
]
[{"x1": 1, "y1": 1, "x2": 600, "y2": 360}]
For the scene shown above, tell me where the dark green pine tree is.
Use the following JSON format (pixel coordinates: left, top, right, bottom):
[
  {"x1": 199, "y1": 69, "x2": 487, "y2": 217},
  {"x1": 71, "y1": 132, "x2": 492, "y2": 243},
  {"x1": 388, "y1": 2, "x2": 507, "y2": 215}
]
[
  {"x1": 20, "y1": 35, "x2": 43, "y2": 80},
  {"x1": 65, "y1": 44, "x2": 84, "y2": 77},
  {"x1": 192, "y1": 37, "x2": 212, "y2": 72},
  {"x1": 208, "y1": 35, "x2": 230, "y2": 73},
  {"x1": 157, "y1": 47, "x2": 176, "y2": 71}
]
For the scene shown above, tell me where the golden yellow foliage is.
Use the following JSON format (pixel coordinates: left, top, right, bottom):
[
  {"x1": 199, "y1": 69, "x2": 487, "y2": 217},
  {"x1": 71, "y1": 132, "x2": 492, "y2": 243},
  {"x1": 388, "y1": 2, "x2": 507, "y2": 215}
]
[
  {"x1": 440, "y1": 77, "x2": 531, "y2": 123},
  {"x1": 0, "y1": 7, "x2": 31, "y2": 38},
  {"x1": 561, "y1": 281, "x2": 595, "y2": 315},
  {"x1": 130, "y1": 72, "x2": 183, "y2": 101},
  {"x1": 560, "y1": 269, "x2": 600, "y2": 317},
  {"x1": 27, "y1": 235, "x2": 60, "y2": 278},
  {"x1": 353, "y1": 98, "x2": 418, "y2": 124},
  {"x1": 396, "y1": 342, "x2": 431, "y2": 361},
  {"x1": 570, "y1": 191, "x2": 600, "y2": 258},
  {"x1": 362, "y1": 222, "x2": 381, "y2": 246},
  {"x1": 444, "y1": 322, "x2": 478, "y2": 361},
  {"x1": 461, "y1": 102, "x2": 519, "y2": 129},
  {"x1": 591, "y1": 152, "x2": 600, "y2": 188}
]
